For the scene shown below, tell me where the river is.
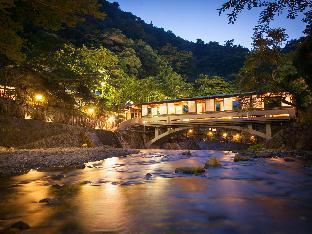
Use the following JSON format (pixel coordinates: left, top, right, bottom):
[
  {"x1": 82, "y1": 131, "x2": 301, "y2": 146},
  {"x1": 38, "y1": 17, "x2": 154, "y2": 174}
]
[{"x1": 0, "y1": 150, "x2": 312, "y2": 233}]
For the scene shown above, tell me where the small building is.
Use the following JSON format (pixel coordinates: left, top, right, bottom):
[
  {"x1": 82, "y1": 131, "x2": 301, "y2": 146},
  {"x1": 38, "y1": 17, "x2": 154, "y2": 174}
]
[
  {"x1": 0, "y1": 85, "x2": 16, "y2": 100},
  {"x1": 125, "y1": 92, "x2": 294, "y2": 120}
]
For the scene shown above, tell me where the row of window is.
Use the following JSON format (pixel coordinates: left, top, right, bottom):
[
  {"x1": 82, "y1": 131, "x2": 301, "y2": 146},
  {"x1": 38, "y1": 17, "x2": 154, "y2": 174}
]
[{"x1": 142, "y1": 97, "x2": 284, "y2": 116}]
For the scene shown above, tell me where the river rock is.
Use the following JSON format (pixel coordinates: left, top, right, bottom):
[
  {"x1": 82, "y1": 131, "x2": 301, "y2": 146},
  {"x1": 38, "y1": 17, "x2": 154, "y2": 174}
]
[
  {"x1": 181, "y1": 151, "x2": 192, "y2": 157},
  {"x1": 51, "y1": 184, "x2": 63, "y2": 189},
  {"x1": 234, "y1": 155, "x2": 250, "y2": 162},
  {"x1": 51, "y1": 174, "x2": 65, "y2": 180},
  {"x1": 284, "y1": 157, "x2": 295, "y2": 162},
  {"x1": 10, "y1": 221, "x2": 30, "y2": 230},
  {"x1": 80, "y1": 180, "x2": 92, "y2": 185},
  {"x1": 39, "y1": 198, "x2": 60, "y2": 205},
  {"x1": 175, "y1": 167, "x2": 205, "y2": 174},
  {"x1": 204, "y1": 157, "x2": 221, "y2": 168},
  {"x1": 145, "y1": 173, "x2": 153, "y2": 180}
]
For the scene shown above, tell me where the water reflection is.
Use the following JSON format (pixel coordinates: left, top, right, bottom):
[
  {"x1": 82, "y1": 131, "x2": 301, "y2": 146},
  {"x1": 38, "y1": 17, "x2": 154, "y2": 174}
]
[{"x1": 0, "y1": 150, "x2": 312, "y2": 233}]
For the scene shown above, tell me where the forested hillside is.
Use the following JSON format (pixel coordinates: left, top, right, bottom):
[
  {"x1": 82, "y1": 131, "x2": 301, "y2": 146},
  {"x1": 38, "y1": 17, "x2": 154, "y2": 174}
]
[
  {"x1": 59, "y1": 0, "x2": 249, "y2": 81},
  {"x1": 2, "y1": 0, "x2": 308, "y2": 117}
]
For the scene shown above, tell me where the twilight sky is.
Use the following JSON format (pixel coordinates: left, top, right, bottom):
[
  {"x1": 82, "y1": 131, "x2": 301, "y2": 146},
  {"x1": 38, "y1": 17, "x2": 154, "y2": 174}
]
[{"x1": 108, "y1": 0, "x2": 306, "y2": 48}]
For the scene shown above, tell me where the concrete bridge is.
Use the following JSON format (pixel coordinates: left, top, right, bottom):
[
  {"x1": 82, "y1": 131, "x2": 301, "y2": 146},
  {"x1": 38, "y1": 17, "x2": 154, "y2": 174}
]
[{"x1": 118, "y1": 107, "x2": 296, "y2": 148}]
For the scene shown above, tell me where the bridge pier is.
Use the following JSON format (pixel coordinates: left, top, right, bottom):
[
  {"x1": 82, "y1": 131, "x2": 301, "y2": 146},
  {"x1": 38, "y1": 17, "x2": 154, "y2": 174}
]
[
  {"x1": 266, "y1": 123, "x2": 272, "y2": 140},
  {"x1": 155, "y1": 127, "x2": 160, "y2": 138},
  {"x1": 248, "y1": 124, "x2": 253, "y2": 131}
]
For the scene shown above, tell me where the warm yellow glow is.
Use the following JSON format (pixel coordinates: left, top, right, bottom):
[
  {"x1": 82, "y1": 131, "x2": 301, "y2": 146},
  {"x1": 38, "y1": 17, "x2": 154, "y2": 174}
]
[
  {"x1": 107, "y1": 116, "x2": 115, "y2": 124},
  {"x1": 87, "y1": 107, "x2": 95, "y2": 115},
  {"x1": 188, "y1": 129, "x2": 193, "y2": 134},
  {"x1": 207, "y1": 131, "x2": 213, "y2": 136},
  {"x1": 222, "y1": 132, "x2": 228, "y2": 138},
  {"x1": 34, "y1": 94, "x2": 44, "y2": 102},
  {"x1": 24, "y1": 113, "x2": 32, "y2": 119},
  {"x1": 233, "y1": 133, "x2": 240, "y2": 141},
  {"x1": 250, "y1": 135, "x2": 256, "y2": 141}
]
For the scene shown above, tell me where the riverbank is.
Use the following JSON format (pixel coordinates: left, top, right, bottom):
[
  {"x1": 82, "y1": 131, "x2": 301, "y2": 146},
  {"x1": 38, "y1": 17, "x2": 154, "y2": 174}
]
[
  {"x1": 0, "y1": 147, "x2": 139, "y2": 177},
  {"x1": 235, "y1": 148, "x2": 312, "y2": 162}
]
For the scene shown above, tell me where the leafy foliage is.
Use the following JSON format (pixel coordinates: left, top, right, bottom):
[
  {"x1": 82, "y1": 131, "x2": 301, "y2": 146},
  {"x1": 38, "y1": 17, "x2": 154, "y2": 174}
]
[
  {"x1": 0, "y1": 0, "x2": 104, "y2": 62},
  {"x1": 218, "y1": 0, "x2": 312, "y2": 34},
  {"x1": 194, "y1": 75, "x2": 235, "y2": 96}
]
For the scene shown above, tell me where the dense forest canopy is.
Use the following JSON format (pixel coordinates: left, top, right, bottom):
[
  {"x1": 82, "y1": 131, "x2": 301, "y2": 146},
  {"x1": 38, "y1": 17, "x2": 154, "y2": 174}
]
[
  {"x1": 0, "y1": 0, "x2": 310, "y2": 116},
  {"x1": 59, "y1": 0, "x2": 250, "y2": 81},
  {"x1": 220, "y1": 0, "x2": 312, "y2": 112}
]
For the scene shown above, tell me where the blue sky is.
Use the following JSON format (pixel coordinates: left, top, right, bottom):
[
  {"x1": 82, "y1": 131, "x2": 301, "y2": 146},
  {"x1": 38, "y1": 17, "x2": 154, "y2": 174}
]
[{"x1": 108, "y1": 0, "x2": 306, "y2": 48}]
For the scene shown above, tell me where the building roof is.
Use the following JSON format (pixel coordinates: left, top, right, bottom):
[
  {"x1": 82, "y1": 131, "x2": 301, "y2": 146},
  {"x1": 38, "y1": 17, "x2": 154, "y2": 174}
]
[{"x1": 137, "y1": 91, "x2": 259, "y2": 106}]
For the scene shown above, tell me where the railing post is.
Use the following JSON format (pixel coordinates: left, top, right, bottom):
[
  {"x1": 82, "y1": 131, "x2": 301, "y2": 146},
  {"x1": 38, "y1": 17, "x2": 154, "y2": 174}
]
[
  {"x1": 265, "y1": 123, "x2": 272, "y2": 140},
  {"x1": 248, "y1": 124, "x2": 253, "y2": 131},
  {"x1": 155, "y1": 127, "x2": 160, "y2": 138}
]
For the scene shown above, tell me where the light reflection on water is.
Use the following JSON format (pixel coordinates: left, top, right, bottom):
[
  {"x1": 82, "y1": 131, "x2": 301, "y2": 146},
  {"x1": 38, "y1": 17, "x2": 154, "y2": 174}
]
[{"x1": 0, "y1": 150, "x2": 312, "y2": 233}]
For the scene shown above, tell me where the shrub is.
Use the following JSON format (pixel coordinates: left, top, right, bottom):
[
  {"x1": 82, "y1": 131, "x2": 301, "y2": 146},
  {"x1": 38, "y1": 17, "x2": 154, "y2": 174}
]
[{"x1": 247, "y1": 144, "x2": 264, "y2": 152}]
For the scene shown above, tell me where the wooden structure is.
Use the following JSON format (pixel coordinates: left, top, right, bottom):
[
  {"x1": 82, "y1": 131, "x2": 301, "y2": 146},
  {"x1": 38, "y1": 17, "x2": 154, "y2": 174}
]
[{"x1": 119, "y1": 92, "x2": 296, "y2": 147}]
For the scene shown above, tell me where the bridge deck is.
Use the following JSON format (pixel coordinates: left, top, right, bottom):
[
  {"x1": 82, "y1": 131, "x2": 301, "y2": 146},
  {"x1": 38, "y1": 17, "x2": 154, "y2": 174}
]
[{"x1": 118, "y1": 108, "x2": 296, "y2": 130}]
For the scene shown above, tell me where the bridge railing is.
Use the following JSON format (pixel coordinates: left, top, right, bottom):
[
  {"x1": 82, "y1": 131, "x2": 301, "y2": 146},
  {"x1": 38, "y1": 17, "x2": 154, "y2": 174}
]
[
  {"x1": 140, "y1": 107, "x2": 296, "y2": 126},
  {"x1": 117, "y1": 107, "x2": 296, "y2": 130},
  {"x1": 118, "y1": 118, "x2": 143, "y2": 130}
]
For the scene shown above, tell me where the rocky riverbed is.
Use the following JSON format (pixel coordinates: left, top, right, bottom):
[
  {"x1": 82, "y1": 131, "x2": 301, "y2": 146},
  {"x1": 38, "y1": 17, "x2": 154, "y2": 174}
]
[
  {"x1": 1, "y1": 149, "x2": 312, "y2": 233},
  {"x1": 235, "y1": 149, "x2": 312, "y2": 161},
  {"x1": 0, "y1": 147, "x2": 139, "y2": 177}
]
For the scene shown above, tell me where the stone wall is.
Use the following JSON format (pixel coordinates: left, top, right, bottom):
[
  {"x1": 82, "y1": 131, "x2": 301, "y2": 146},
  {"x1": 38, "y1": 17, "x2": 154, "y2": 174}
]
[
  {"x1": 266, "y1": 123, "x2": 312, "y2": 150},
  {"x1": 0, "y1": 116, "x2": 121, "y2": 149}
]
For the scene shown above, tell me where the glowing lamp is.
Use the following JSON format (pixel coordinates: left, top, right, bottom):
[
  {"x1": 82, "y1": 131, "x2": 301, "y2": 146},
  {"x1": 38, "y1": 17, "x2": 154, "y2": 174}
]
[
  {"x1": 87, "y1": 107, "x2": 95, "y2": 115},
  {"x1": 107, "y1": 116, "x2": 115, "y2": 124},
  {"x1": 34, "y1": 94, "x2": 44, "y2": 102},
  {"x1": 222, "y1": 132, "x2": 228, "y2": 138}
]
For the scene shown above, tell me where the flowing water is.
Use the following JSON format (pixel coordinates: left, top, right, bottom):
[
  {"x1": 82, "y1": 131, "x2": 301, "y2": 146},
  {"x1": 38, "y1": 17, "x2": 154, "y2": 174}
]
[{"x1": 0, "y1": 150, "x2": 312, "y2": 234}]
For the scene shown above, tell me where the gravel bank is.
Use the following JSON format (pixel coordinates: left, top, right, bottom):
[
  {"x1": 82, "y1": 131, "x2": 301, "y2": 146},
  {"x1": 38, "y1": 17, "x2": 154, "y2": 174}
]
[
  {"x1": 235, "y1": 149, "x2": 312, "y2": 161},
  {"x1": 0, "y1": 147, "x2": 139, "y2": 177}
]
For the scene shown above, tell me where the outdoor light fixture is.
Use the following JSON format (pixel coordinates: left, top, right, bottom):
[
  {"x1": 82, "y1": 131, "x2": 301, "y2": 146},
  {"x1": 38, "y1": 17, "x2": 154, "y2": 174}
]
[
  {"x1": 87, "y1": 107, "x2": 95, "y2": 115},
  {"x1": 188, "y1": 129, "x2": 193, "y2": 133},
  {"x1": 34, "y1": 93, "x2": 44, "y2": 102},
  {"x1": 107, "y1": 116, "x2": 115, "y2": 124},
  {"x1": 208, "y1": 131, "x2": 213, "y2": 136},
  {"x1": 233, "y1": 133, "x2": 240, "y2": 141},
  {"x1": 222, "y1": 132, "x2": 228, "y2": 138}
]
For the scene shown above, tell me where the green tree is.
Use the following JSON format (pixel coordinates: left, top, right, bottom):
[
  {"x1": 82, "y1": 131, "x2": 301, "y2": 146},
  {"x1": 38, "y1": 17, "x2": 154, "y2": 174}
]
[
  {"x1": 0, "y1": 0, "x2": 104, "y2": 62},
  {"x1": 157, "y1": 67, "x2": 193, "y2": 99},
  {"x1": 117, "y1": 48, "x2": 142, "y2": 77},
  {"x1": 219, "y1": 0, "x2": 312, "y2": 34},
  {"x1": 293, "y1": 35, "x2": 312, "y2": 90},
  {"x1": 236, "y1": 32, "x2": 311, "y2": 109},
  {"x1": 133, "y1": 40, "x2": 164, "y2": 78},
  {"x1": 194, "y1": 75, "x2": 235, "y2": 96},
  {"x1": 159, "y1": 43, "x2": 194, "y2": 78}
]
